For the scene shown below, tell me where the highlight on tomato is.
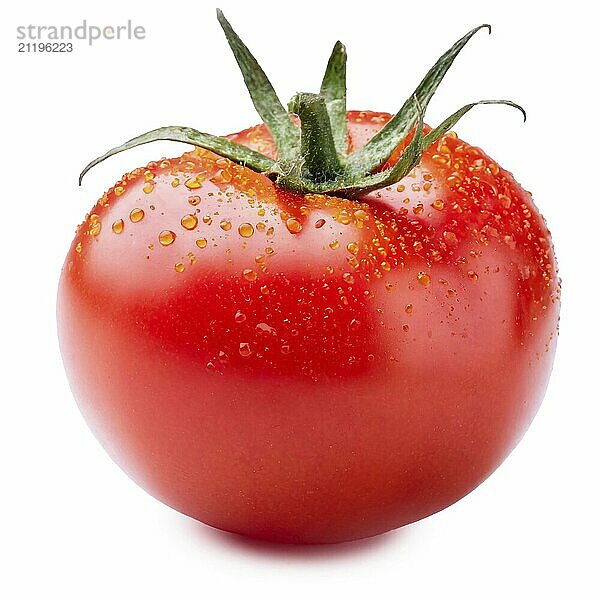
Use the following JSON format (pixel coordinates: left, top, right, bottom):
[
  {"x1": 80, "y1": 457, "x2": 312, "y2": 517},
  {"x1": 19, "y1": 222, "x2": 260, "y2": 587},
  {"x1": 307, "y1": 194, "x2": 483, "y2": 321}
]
[{"x1": 58, "y1": 10, "x2": 560, "y2": 544}]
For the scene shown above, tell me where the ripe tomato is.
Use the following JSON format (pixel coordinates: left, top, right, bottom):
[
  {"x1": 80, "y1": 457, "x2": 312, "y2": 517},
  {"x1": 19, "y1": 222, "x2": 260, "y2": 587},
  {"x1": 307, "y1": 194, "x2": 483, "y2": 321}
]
[
  {"x1": 58, "y1": 112, "x2": 559, "y2": 542},
  {"x1": 58, "y1": 13, "x2": 559, "y2": 543}
]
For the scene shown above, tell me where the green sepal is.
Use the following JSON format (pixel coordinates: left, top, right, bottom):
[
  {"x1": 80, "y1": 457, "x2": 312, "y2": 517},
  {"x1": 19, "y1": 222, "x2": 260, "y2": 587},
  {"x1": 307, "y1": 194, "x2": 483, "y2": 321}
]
[
  {"x1": 345, "y1": 24, "x2": 492, "y2": 178},
  {"x1": 79, "y1": 126, "x2": 275, "y2": 185},
  {"x1": 421, "y1": 99, "x2": 526, "y2": 152},
  {"x1": 337, "y1": 99, "x2": 525, "y2": 197},
  {"x1": 320, "y1": 41, "x2": 349, "y2": 156},
  {"x1": 336, "y1": 100, "x2": 425, "y2": 197},
  {"x1": 216, "y1": 9, "x2": 299, "y2": 162}
]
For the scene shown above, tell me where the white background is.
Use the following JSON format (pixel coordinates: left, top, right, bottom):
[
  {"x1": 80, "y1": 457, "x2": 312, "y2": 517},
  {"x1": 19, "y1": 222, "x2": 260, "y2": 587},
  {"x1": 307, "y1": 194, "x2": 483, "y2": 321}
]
[{"x1": 2, "y1": 0, "x2": 599, "y2": 598}]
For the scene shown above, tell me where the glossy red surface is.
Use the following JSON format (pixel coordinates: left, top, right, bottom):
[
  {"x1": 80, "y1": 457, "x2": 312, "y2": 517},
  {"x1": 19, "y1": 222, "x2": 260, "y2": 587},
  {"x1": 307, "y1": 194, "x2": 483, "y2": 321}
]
[{"x1": 58, "y1": 112, "x2": 559, "y2": 543}]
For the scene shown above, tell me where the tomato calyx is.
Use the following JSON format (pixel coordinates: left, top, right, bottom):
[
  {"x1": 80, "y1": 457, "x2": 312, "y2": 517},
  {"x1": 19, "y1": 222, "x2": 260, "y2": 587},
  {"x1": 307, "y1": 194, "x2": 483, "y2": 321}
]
[{"x1": 79, "y1": 10, "x2": 525, "y2": 198}]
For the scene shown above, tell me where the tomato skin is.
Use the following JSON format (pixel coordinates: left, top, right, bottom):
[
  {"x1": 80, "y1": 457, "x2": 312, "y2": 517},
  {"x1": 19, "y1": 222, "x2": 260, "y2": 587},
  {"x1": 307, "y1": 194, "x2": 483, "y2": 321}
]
[{"x1": 58, "y1": 112, "x2": 559, "y2": 543}]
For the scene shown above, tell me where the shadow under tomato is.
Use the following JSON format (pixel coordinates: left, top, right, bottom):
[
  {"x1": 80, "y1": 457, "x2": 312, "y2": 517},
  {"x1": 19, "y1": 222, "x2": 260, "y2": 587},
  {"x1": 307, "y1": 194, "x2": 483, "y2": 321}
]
[{"x1": 179, "y1": 514, "x2": 408, "y2": 560}]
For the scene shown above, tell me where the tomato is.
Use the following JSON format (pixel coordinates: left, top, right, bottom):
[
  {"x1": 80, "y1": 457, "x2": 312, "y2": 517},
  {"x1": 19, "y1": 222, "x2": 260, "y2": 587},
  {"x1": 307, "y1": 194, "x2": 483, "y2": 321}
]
[{"x1": 58, "y1": 13, "x2": 559, "y2": 544}]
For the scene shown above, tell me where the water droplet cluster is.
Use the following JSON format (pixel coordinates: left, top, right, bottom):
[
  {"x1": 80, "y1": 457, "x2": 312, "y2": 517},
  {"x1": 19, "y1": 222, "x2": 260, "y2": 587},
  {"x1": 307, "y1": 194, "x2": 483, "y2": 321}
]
[{"x1": 70, "y1": 113, "x2": 558, "y2": 377}]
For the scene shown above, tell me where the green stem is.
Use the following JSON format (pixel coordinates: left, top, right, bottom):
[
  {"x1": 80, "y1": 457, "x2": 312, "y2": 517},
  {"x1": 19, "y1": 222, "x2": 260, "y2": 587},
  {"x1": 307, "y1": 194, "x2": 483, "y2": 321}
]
[
  {"x1": 79, "y1": 12, "x2": 526, "y2": 202},
  {"x1": 287, "y1": 93, "x2": 344, "y2": 183}
]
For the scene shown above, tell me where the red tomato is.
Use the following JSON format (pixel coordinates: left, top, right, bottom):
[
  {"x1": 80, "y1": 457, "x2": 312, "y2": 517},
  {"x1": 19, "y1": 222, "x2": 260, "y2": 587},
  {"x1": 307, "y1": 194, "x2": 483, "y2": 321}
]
[{"x1": 58, "y1": 111, "x2": 559, "y2": 543}]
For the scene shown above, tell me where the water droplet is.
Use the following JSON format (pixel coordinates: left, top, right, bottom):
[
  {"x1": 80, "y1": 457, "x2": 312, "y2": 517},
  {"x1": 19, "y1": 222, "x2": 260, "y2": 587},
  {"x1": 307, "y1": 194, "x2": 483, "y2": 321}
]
[
  {"x1": 239, "y1": 342, "x2": 252, "y2": 357},
  {"x1": 243, "y1": 268, "x2": 257, "y2": 282},
  {"x1": 238, "y1": 223, "x2": 254, "y2": 238},
  {"x1": 213, "y1": 168, "x2": 232, "y2": 183},
  {"x1": 234, "y1": 310, "x2": 246, "y2": 323},
  {"x1": 353, "y1": 209, "x2": 369, "y2": 221},
  {"x1": 347, "y1": 242, "x2": 359, "y2": 255},
  {"x1": 112, "y1": 219, "x2": 124, "y2": 234},
  {"x1": 130, "y1": 208, "x2": 144, "y2": 223},
  {"x1": 347, "y1": 256, "x2": 360, "y2": 269},
  {"x1": 286, "y1": 217, "x2": 302, "y2": 234},
  {"x1": 220, "y1": 219, "x2": 232, "y2": 231},
  {"x1": 89, "y1": 222, "x2": 101, "y2": 236},
  {"x1": 417, "y1": 272, "x2": 431, "y2": 288},
  {"x1": 256, "y1": 322, "x2": 276, "y2": 335},
  {"x1": 185, "y1": 178, "x2": 202, "y2": 190},
  {"x1": 443, "y1": 231, "x2": 458, "y2": 245},
  {"x1": 159, "y1": 230, "x2": 176, "y2": 246},
  {"x1": 181, "y1": 214, "x2": 198, "y2": 230},
  {"x1": 337, "y1": 211, "x2": 351, "y2": 225}
]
